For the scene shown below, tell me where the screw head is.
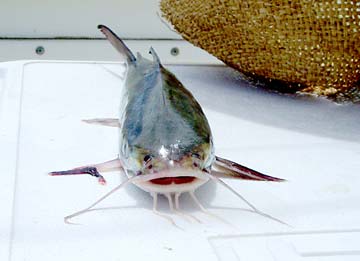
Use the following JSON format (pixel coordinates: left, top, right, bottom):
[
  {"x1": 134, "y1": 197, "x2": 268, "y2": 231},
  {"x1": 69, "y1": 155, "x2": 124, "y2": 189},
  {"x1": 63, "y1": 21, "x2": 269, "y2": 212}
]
[
  {"x1": 170, "y1": 47, "x2": 179, "y2": 56},
  {"x1": 35, "y1": 46, "x2": 45, "y2": 55}
]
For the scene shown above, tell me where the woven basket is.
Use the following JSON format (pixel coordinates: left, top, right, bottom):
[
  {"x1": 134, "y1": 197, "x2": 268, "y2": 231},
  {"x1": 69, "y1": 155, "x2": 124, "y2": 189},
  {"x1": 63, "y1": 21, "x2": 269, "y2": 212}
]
[{"x1": 160, "y1": 0, "x2": 360, "y2": 102}]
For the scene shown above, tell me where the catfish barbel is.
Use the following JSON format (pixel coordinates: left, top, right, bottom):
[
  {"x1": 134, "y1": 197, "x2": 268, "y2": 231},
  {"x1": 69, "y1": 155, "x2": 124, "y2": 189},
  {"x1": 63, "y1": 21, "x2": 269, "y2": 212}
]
[{"x1": 50, "y1": 25, "x2": 285, "y2": 225}]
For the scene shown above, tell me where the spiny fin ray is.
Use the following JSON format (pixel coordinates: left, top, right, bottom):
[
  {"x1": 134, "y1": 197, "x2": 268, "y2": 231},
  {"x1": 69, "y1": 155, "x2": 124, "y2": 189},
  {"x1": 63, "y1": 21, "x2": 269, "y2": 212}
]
[
  {"x1": 98, "y1": 24, "x2": 136, "y2": 63},
  {"x1": 212, "y1": 156, "x2": 285, "y2": 182}
]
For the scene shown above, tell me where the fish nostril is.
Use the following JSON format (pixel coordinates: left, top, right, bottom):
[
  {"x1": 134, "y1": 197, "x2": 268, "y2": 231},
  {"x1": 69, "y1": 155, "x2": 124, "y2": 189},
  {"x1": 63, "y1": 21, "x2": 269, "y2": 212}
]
[
  {"x1": 193, "y1": 162, "x2": 198, "y2": 168},
  {"x1": 148, "y1": 164, "x2": 153, "y2": 169}
]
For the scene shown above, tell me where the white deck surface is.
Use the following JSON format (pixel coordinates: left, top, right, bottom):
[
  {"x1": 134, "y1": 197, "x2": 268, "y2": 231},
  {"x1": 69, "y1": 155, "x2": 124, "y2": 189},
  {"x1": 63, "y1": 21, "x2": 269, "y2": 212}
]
[{"x1": 1, "y1": 61, "x2": 360, "y2": 261}]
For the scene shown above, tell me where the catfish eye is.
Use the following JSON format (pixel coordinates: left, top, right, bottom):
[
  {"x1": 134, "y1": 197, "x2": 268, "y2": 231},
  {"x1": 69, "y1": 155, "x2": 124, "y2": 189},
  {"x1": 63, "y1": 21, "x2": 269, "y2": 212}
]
[
  {"x1": 192, "y1": 153, "x2": 201, "y2": 159},
  {"x1": 144, "y1": 155, "x2": 152, "y2": 163}
]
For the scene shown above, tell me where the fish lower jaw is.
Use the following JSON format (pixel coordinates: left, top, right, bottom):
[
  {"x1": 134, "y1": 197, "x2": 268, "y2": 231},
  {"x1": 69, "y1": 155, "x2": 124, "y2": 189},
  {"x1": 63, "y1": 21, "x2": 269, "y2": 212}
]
[{"x1": 133, "y1": 176, "x2": 210, "y2": 194}]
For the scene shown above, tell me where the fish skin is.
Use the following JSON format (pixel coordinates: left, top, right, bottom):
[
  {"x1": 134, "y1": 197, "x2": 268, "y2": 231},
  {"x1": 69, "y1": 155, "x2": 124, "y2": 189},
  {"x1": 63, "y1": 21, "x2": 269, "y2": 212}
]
[{"x1": 119, "y1": 53, "x2": 214, "y2": 177}]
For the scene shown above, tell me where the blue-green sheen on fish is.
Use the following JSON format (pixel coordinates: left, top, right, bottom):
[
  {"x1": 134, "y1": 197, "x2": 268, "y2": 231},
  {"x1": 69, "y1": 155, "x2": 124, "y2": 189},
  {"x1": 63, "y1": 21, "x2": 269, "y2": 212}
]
[{"x1": 119, "y1": 50, "x2": 214, "y2": 179}]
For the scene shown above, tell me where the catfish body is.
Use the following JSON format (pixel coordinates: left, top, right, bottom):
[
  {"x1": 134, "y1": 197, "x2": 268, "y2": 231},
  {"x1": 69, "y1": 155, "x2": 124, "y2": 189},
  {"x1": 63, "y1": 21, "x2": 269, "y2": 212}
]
[
  {"x1": 119, "y1": 52, "x2": 214, "y2": 179},
  {"x1": 49, "y1": 25, "x2": 286, "y2": 225}
]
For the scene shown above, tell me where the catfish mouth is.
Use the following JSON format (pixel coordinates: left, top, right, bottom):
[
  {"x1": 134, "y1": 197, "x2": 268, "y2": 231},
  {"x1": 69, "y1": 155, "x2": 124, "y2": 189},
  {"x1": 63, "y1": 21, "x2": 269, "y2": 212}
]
[
  {"x1": 150, "y1": 176, "x2": 196, "y2": 185},
  {"x1": 132, "y1": 169, "x2": 210, "y2": 194}
]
